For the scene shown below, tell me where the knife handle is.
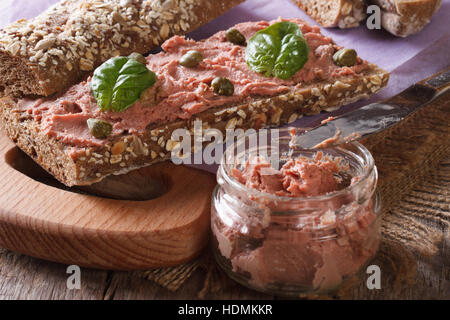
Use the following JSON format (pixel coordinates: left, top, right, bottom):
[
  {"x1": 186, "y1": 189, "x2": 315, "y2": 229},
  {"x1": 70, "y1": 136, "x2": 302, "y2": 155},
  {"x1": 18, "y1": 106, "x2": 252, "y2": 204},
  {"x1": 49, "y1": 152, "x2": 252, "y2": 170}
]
[
  {"x1": 387, "y1": 67, "x2": 450, "y2": 107},
  {"x1": 423, "y1": 67, "x2": 450, "y2": 90}
]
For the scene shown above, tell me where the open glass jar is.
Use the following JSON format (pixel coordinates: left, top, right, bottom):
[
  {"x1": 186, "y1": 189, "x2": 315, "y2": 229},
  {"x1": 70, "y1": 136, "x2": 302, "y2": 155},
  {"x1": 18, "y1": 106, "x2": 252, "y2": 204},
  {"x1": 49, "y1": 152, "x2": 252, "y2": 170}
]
[{"x1": 211, "y1": 130, "x2": 381, "y2": 296}]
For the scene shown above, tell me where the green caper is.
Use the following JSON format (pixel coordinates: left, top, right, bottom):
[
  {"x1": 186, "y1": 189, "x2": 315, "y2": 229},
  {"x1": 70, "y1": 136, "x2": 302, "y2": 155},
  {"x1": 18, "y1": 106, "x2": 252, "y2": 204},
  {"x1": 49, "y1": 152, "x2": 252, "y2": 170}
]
[
  {"x1": 225, "y1": 28, "x2": 246, "y2": 46},
  {"x1": 211, "y1": 77, "x2": 234, "y2": 96},
  {"x1": 333, "y1": 48, "x2": 357, "y2": 67},
  {"x1": 87, "y1": 118, "x2": 113, "y2": 139},
  {"x1": 179, "y1": 50, "x2": 203, "y2": 68},
  {"x1": 128, "y1": 52, "x2": 146, "y2": 64}
]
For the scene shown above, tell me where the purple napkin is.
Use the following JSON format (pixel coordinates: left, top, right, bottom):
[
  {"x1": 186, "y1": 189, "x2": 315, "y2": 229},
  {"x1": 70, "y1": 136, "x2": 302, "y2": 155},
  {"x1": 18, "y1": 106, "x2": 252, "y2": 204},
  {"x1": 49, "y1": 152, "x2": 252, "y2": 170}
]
[{"x1": 2, "y1": 0, "x2": 449, "y2": 174}]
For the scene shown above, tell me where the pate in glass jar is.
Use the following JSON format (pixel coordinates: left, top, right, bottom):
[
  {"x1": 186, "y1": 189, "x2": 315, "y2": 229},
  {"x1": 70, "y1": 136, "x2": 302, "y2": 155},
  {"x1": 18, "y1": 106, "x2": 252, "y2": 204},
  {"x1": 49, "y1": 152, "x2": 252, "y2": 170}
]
[{"x1": 211, "y1": 130, "x2": 381, "y2": 296}]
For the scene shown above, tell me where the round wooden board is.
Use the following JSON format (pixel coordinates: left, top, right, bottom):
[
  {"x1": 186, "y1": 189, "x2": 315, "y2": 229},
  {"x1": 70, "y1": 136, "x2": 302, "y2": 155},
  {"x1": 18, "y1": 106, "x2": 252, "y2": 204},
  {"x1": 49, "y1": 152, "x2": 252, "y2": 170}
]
[{"x1": 0, "y1": 134, "x2": 216, "y2": 270}]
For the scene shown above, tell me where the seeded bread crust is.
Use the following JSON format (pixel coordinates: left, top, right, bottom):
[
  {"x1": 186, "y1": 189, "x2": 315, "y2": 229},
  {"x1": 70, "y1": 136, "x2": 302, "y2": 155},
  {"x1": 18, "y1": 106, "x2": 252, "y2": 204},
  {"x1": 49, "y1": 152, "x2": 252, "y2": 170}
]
[
  {"x1": 291, "y1": 0, "x2": 366, "y2": 28},
  {"x1": 0, "y1": 0, "x2": 244, "y2": 98},
  {"x1": 0, "y1": 65, "x2": 389, "y2": 186},
  {"x1": 368, "y1": 0, "x2": 442, "y2": 37}
]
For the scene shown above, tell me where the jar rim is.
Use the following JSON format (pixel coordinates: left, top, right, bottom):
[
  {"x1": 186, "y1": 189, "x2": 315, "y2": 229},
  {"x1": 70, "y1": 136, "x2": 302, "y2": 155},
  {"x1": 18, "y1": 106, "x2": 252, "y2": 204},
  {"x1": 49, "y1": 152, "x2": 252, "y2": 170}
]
[{"x1": 218, "y1": 129, "x2": 376, "y2": 203}]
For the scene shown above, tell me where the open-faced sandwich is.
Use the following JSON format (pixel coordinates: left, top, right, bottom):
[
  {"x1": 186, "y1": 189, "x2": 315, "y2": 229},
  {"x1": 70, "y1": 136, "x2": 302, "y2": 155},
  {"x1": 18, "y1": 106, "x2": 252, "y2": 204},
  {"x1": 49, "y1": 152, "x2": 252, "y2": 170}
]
[{"x1": 0, "y1": 3, "x2": 389, "y2": 186}]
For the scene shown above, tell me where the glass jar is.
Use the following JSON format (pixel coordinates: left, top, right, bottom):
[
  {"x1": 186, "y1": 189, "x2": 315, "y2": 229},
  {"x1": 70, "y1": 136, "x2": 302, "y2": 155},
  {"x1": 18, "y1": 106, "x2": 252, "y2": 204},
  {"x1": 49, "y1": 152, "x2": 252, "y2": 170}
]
[{"x1": 211, "y1": 130, "x2": 381, "y2": 296}]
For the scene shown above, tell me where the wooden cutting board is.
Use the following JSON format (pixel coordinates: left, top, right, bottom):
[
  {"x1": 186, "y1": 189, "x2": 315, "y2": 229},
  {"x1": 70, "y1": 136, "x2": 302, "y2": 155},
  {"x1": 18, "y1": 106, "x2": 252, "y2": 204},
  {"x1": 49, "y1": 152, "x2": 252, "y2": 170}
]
[{"x1": 0, "y1": 133, "x2": 216, "y2": 270}]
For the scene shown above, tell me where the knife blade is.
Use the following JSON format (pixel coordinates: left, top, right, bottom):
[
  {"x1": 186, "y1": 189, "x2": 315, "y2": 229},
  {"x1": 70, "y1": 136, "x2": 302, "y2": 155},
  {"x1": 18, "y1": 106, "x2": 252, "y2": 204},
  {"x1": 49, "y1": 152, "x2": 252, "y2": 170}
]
[{"x1": 292, "y1": 68, "x2": 450, "y2": 149}]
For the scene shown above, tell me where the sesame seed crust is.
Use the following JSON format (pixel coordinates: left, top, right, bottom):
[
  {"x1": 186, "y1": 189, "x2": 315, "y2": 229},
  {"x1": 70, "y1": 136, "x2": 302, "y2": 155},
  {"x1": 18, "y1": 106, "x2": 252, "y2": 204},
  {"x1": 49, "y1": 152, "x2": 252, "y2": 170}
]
[{"x1": 0, "y1": 0, "x2": 244, "y2": 97}]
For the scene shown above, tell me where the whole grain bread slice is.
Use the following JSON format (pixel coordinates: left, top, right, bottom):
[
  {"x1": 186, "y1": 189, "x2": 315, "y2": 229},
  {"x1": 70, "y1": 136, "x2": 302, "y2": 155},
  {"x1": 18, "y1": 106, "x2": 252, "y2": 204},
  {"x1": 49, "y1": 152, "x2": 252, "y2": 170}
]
[
  {"x1": 368, "y1": 0, "x2": 442, "y2": 37},
  {"x1": 0, "y1": 0, "x2": 244, "y2": 98},
  {"x1": 1, "y1": 64, "x2": 388, "y2": 186},
  {"x1": 291, "y1": 0, "x2": 366, "y2": 28}
]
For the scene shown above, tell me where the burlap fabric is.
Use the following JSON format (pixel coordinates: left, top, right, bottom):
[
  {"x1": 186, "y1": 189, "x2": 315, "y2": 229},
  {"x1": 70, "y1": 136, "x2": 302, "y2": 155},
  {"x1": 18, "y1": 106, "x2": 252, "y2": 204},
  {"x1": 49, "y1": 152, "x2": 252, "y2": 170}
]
[{"x1": 138, "y1": 94, "x2": 450, "y2": 297}]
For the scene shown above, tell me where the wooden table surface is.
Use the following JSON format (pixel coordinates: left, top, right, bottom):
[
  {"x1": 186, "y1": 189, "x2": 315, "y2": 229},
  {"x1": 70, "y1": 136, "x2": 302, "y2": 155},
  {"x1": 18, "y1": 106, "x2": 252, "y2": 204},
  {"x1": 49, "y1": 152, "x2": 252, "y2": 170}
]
[
  {"x1": 2, "y1": 151, "x2": 449, "y2": 300},
  {"x1": 1, "y1": 144, "x2": 449, "y2": 300},
  {"x1": 1, "y1": 130, "x2": 449, "y2": 300},
  {"x1": 1, "y1": 159, "x2": 449, "y2": 300},
  {"x1": 0, "y1": 233, "x2": 448, "y2": 300}
]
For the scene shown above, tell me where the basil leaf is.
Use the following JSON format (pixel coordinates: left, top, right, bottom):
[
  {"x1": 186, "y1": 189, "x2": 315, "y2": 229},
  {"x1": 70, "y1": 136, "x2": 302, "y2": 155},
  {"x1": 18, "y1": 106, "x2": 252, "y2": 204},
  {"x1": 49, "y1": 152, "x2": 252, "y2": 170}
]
[
  {"x1": 91, "y1": 57, "x2": 157, "y2": 112},
  {"x1": 245, "y1": 21, "x2": 310, "y2": 80}
]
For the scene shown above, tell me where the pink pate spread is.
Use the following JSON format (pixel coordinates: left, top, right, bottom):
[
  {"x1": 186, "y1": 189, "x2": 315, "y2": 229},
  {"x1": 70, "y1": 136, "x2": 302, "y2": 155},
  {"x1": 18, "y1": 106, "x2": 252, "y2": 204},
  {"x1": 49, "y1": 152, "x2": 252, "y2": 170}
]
[
  {"x1": 213, "y1": 154, "x2": 378, "y2": 291},
  {"x1": 231, "y1": 153, "x2": 342, "y2": 197},
  {"x1": 18, "y1": 18, "x2": 368, "y2": 148}
]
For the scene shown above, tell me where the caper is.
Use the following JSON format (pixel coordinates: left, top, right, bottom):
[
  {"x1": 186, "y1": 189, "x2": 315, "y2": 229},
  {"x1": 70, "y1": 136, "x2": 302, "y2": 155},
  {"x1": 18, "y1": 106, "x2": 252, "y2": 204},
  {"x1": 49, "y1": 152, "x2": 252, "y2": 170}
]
[
  {"x1": 179, "y1": 50, "x2": 203, "y2": 68},
  {"x1": 211, "y1": 77, "x2": 234, "y2": 96},
  {"x1": 333, "y1": 48, "x2": 357, "y2": 67},
  {"x1": 87, "y1": 118, "x2": 113, "y2": 139},
  {"x1": 128, "y1": 52, "x2": 146, "y2": 65},
  {"x1": 226, "y1": 28, "x2": 246, "y2": 46}
]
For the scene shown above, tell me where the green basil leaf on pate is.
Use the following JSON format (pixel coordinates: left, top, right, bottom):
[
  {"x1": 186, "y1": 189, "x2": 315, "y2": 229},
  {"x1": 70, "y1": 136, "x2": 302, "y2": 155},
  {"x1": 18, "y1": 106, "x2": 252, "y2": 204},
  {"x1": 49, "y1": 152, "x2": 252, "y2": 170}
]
[
  {"x1": 245, "y1": 21, "x2": 310, "y2": 80},
  {"x1": 91, "y1": 57, "x2": 157, "y2": 112}
]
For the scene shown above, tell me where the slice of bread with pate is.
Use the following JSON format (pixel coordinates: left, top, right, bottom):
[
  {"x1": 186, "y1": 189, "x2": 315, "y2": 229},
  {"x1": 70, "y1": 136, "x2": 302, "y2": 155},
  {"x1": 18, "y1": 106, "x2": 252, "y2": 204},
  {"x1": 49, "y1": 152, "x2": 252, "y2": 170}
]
[{"x1": 0, "y1": 19, "x2": 389, "y2": 186}]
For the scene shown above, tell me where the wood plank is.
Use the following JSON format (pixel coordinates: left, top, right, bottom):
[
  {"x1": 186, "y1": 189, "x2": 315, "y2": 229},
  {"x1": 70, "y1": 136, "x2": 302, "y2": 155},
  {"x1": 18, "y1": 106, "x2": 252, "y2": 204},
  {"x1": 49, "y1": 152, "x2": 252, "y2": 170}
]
[
  {"x1": 0, "y1": 236, "x2": 448, "y2": 300},
  {"x1": 343, "y1": 236, "x2": 449, "y2": 299},
  {"x1": 0, "y1": 248, "x2": 108, "y2": 300}
]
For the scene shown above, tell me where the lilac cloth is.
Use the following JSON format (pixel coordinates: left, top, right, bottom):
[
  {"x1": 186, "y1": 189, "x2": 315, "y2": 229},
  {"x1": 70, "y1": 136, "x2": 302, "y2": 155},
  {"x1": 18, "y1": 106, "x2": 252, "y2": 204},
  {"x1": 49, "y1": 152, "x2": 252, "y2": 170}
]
[{"x1": 1, "y1": 0, "x2": 449, "y2": 174}]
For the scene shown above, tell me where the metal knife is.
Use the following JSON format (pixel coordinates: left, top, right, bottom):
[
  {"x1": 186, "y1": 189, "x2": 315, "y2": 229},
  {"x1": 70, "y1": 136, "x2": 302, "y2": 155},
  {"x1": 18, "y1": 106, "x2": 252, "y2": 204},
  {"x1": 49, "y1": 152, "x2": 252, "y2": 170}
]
[{"x1": 293, "y1": 68, "x2": 450, "y2": 149}]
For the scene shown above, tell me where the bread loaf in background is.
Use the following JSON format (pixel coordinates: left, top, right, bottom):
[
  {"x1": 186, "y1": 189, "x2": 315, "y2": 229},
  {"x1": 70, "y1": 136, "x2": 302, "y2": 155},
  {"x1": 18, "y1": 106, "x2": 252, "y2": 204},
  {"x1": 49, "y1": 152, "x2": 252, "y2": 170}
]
[
  {"x1": 291, "y1": 0, "x2": 442, "y2": 37},
  {"x1": 290, "y1": 0, "x2": 367, "y2": 28},
  {"x1": 0, "y1": 0, "x2": 244, "y2": 98},
  {"x1": 368, "y1": 0, "x2": 442, "y2": 37}
]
